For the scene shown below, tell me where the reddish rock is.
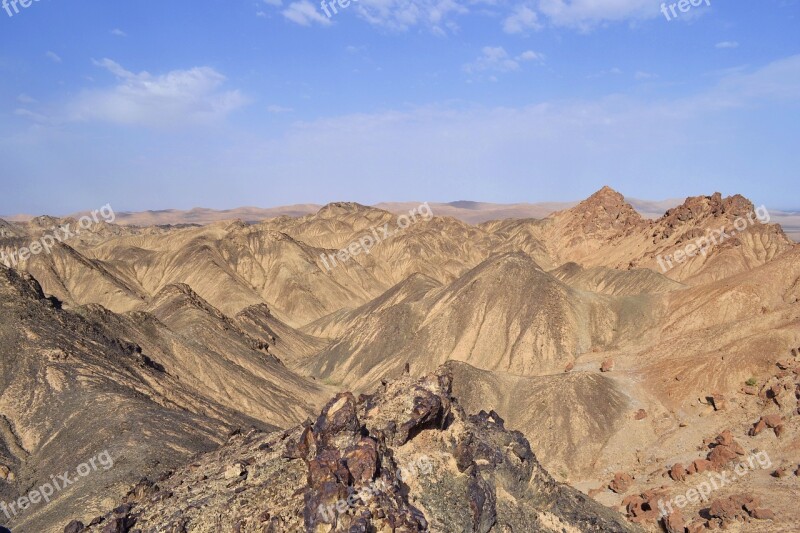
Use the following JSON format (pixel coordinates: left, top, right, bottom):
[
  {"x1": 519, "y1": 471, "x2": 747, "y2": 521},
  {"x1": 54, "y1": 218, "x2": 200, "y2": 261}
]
[
  {"x1": 774, "y1": 424, "x2": 786, "y2": 438},
  {"x1": 708, "y1": 446, "x2": 738, "y2": 470},
  {"x1": 634, "y1": 409, "x2": 647, "y2": 420},
  {"x1": 609, "y1": 472, "x2": 634, "y2": 494},
  {"x1": 750, "y1": 508, "x2": 776, "y2": 520},
  {"x1": 772, "y1": 467, "x2": 789, "y2": 478},
  {"x1": 750, "y1": 417, "x2": 767, "y2": 436},
  {"x1": 709, "y1": 497, "x2": 746, "y2": 522},
  {"x1": 715, "y1": 430, "x2": 735, "y2": 447},
  {"x1": 344, "y1": 438, "x2": 378, "y2": 484},
  {"x1": 587, "y1": 487, "x2": 604, "y2": 498},
  {"x1": 600, "y1": 359, "x2": 615, "y2": 372},
  {"x1": 688, "y1": 458, "x2": 713, "y2": 474},
  {"x1": 742, "y1": 385, "x2": 758, "y2": 395},
  {"x1": 669, "y1": 463, "x2": 687, "y2": 482},
  {"x1": 663, "y1": 510, "x2": 686, "y2": 533},
  {"x1": 564, "y1": 361, "x2": 574, "y2": 373},
  {"x1": 686, "y1": 521, "x2": 706, "y2": 533},
  {"x1": 763, "y1": 414, "x2": 783, "y2": 428},
  {"x1": 709, "y1": 393, "x2": 727, "y2": 411}
]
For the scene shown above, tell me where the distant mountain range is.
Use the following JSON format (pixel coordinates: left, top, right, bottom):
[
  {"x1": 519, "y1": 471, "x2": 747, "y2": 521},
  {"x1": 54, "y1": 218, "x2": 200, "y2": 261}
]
[{"x1": 5, "y1": 197, "x2": 798, "y2": 241}]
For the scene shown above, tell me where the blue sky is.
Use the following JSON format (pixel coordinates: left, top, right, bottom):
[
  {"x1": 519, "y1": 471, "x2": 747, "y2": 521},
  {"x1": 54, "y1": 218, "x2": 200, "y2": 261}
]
[{"x1": 1, "y1": 0, "x2": 798, "y2": 215}]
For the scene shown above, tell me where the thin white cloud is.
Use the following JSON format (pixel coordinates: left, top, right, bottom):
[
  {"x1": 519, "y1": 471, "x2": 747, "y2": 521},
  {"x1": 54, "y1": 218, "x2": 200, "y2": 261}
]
[
  {"x1": 264, "y1": 0, "x2": 283, "y2": 6},
  {"x1": 536, "y1": 0, "x2": 656, "y2": 29},
  {"x1": 503, "y1": 4, "x2": 541, "y2": 34},
  {"x1": 45, "y1": 51, "x2": 62, "y2": 63},
  {"x1": 353, "y1": 0, "x2": 467, "y2": 33},
  {"x1": 587, "y1": 67, "x2": 622, "y2": 79},
  {"x1": 517, "y1": 50, "x2": 545, "y2": 63},
  {"x1": 282, "y1": 1, "x2": 333, "y2": 26},
  {"x1": 17, "y1": 93, "x2": 37, "y2": 104},
  {"x1": 716, "y1": 41, "x2": 739, "y2": 49},
  {"x1": 267, "y1": 104, "x2": 294, "y2": 113},
  {"x1": 14, "y1": 109, "x2": 52, "y2": 124},
  {"x1": 635, "y1": 70, "x2": 657, "y2": 80},
  {"x1": 67, "y1": 59, "x2": 249, "y2": 128},
  {"x1": 464, "y1": 46, "x2": 520, "y2": 74},
  {"x1": 110, "y1": 28, "x2": 127, "y2": 37}
]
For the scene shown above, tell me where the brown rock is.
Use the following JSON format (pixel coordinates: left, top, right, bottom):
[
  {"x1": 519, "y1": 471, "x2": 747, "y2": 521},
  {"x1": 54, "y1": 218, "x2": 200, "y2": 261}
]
[
  {"x1": 686, "y1": 521, "x2": 706, "y2": 533},
  {"x1": 669, "y1": 463, "x2": 687, "y2": 482},
  {"x1": 742, "y1": 385, "x2": 758, "y2": 395},
  {"x1": 689, "y1": 458, "x2": 713, "y2": 474},
  {"x1": 344, "y1": 438, "x2": 378, "y2": 484},
  {"x1": 564, "y1": 361, "x2": 574, "y2": 373},
  {"x1": 600, "y1": 358, "x2": 615, "y2": 372},
  {"x1": 715, "y1": 430, "x2": 735, "y2": 447},
  {"x1": 772, "y1": 467, "x2": 789, "y2": 478},
  {"x1": 763, "y1": 414, "x2": 783, "y2": 428},
  {"x1": 634, "y1": 409, "x2": 647, "y2": 420},
  {"x1": 708, "y1": 447, "x2": 737, "y2": 470},
  {"x1": 608, "y1": 472, "x2": 634, "y2": 494},
  {"x1": 774, "y1": 424, "x2": 786, "y2": 437},
  {"x1": 663, "y1": 510, "x2": 686, "y2": 533},
  {"x1": 750, "y1": 508, "x2": 776, "y2": 520},
  {"x1": 750, "y1": 417, "x2": 767, "y2": 436},
  {"x1": 709, "y1": 497, "x2": 745, "y2": 521},
  {"x1": 709, "y1": 394, "x2": 727, "y2": 411}
]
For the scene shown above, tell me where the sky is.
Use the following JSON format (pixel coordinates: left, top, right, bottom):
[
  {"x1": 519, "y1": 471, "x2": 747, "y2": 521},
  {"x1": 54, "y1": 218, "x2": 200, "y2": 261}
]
[{"x1": 0, "y1": 0, "x2": 798, "y2": 215}]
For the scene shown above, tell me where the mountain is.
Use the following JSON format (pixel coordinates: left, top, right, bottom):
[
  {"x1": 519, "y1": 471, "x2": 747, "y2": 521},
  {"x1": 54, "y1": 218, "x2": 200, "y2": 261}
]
[{"x1": 1, "y1": 187, "x2": 798, "y2": 532}]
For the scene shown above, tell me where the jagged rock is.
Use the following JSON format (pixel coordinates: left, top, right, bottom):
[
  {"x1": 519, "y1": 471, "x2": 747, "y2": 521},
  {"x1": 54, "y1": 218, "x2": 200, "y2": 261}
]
[
  {"x1": 634, "y1": 409, "x2": 647, "y2": 420},
  {"x1": 750, "y1": 417, "x2": 768, "y2": 436},
  {"x1": 64, "y1": 521, "x2": 84, "y2": 533},
  {"x1": 75, "y1": 370, "x2": 639, "y2": 533},
  {"x1": 601, "y1": 358, "x2": 615, "y2": 372}
]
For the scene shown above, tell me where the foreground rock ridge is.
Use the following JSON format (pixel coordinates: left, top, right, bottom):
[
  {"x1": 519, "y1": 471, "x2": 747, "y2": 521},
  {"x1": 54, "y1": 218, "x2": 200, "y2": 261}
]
[{"x1": 71, "y1": 369, "x2": 639, "y2": 533}]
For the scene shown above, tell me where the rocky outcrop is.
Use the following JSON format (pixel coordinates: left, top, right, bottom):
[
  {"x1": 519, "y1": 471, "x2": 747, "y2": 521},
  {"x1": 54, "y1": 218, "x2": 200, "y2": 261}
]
[{"x1": 74, "y1": 370, "x2": 640, "y2": 532}]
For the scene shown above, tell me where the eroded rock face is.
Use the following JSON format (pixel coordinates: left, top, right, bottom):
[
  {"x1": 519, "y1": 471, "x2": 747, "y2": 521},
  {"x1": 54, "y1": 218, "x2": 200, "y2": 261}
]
[{"x1": 74, "y1": 369, "x2": 640, "y2": 533}]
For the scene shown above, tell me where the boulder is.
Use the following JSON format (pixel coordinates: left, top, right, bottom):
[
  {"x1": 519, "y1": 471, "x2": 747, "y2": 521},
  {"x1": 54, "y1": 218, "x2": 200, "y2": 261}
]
[
  {"x1": 669, "y1": 463, "x2": 687, "y2": 482},
  {"x1": 663, "y1": 510, "x2": 686, "y2": 533},
  {"x1": 608, "y1": 472, "x2": 634, "y2": 494}
]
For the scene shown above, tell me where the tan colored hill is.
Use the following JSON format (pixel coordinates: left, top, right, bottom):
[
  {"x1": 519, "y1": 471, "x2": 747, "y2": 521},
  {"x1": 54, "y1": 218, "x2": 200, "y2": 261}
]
[{"x1": 1, "y1": 186, "x2": 798, "y2": 532}]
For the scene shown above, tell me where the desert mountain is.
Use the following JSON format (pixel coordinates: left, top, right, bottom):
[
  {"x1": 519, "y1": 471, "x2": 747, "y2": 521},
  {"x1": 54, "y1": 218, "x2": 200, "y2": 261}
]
[{"x1": 1, "y1": 187, "x2": 798, "y2": 532}]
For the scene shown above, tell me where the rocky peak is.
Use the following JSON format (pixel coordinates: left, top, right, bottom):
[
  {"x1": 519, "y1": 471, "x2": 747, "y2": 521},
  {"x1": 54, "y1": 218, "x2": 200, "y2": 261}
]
[{"x1": 75, "y1": 368, "x2": 638, "y2": 532}]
